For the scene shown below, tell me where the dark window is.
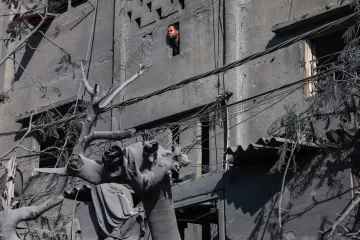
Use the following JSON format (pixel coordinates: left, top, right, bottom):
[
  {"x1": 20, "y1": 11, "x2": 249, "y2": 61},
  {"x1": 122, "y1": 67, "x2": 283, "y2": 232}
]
[
  {"x1": 201, "y1": 119, "x2": 210, "y2": 174},
  {"x1": 304, "y1": 29, "x2": 347, "y2": 98},
  {"x1": 71, "y1": 0, "x2": 88, "y2": 8},
  {"x1": 48, "y1": 0, "x2": 88, "y2": 14},
  {"x1": 48, "y1": 0, "x2": 68, "y2": 14},
  {"x1": 310, "y1": 31, "x2": 346, "y2": 75},
  {"x1": 176, "y1": 200, "x2": 219, "y2": 240},
  {"x1": 35, "y1": 102, "x2": 85, "y2": 168}
]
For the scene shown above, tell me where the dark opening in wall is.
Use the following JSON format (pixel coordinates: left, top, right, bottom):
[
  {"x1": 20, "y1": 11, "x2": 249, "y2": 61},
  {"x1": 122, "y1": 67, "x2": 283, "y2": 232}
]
[
  {"x1": 201, "y1": 120, "x2": 210, "y2": 174},
  {"x1": 167, "y1": 22, "x2": 180, "y2": 57},
  {"x1": 147, "y1": 2, "x2": 152, "y2": 10},
  {"x1": 311, "y1": 31, "x2": 346, "y2": 74},
  {"x1": 36, "y1": 102, "x2": 85, "y2": 168},
  {"x1": 48, "y1": 0, "x2": 68, "y2": 14},
  {"x1": 71, "y1": 0, "x2": 87, "y2": 8},
  {"x1": 38, "y1": 126, "x2": 67, "y2": 168},
  {"x1": 304, "y1": 29, "x2": 347, "y2": 98},
  {"x1": 48, "y1": 0, "x2": 88, "y2": 14},
  {"x1": 179, "y1": 0, "x2": 185, "y2": 9},
  {"x1": 176, "y1": 200, "x2": 219, "y2": 240},
  {"x1": 135, "y1": 18, "x2": 141, "y2": 28}
]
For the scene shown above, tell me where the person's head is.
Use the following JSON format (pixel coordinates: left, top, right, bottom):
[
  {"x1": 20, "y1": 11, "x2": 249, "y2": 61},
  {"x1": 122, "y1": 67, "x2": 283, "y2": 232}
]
[{"x1": 167, "y1": 24, "x2": 179, "y2": 40}]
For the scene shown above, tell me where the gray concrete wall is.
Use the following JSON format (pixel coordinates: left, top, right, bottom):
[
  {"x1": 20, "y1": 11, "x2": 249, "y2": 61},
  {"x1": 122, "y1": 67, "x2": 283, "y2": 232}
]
[
  {"x1": 0, "y1": 0, "x2": 115, "y2": 182},
  {"x1": 114, "y1": 0, "x2": 224, "y2": 129},
  {"x1": 0, "y1": 0, "x2": 352, "y2": 238},
  {"x1": 223, "y1": 150, "x2": 351, "y2": 240},
  {"x1": 114, "y1": 0, "x2": 347, "y2": 174},
  {"x1": 225, "y1": 0, "x2": 345, "y2": 147},
  {"x1": 173, "y1": 151, "x2": 352, "y2": 240},
  {"x1": 0, "y1": 0, "x2": 115, "y2": 237}
]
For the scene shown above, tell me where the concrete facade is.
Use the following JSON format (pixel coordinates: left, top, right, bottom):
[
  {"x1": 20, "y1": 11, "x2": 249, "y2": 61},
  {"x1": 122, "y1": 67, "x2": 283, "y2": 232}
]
[
  {"x1": 0, "y1": 0, "x2": 115, "y2": 237},
  {"x1": 0, "y1": 0, "x2": 355, "y2": 239}
]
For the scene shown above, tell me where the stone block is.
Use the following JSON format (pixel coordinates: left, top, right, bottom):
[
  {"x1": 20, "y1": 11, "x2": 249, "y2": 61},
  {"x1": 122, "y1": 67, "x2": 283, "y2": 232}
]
[
  {"x1": 161, "y1": 2, "x2": 179, "y2": 18},
  {"x1": 130, "y1": 4, "x2": 151, "y2": 21},
  {"x1": 140, "y1": 11, "x2": 160, "y2": 27},
  {"x1": 151, "y1": 0, "x2": 172, "y2": 12},
  {"x1": 127, "y1": 0, "x2": 142, "y2": 12}
]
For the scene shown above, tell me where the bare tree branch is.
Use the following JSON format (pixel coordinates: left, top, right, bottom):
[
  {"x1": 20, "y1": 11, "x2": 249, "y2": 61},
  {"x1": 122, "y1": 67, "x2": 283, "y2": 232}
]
[
  {"x1": 0, "y1": 8, "x2": 48, "y2": 68},
  {"x1": 99, "y1": 68, "x2": 145, "y2": 109},
  {"x1": 279, "y1": 142, "x2": 297, "y2": 228},
  {"x1": 0, "y1": 111, "x2": 35, "y2": 161},
  {"x1": 329, "y1": 194, "x2": 360, "y2": 236},
  {"x1": 81, "y1": 61, "x2": 94, "y2": 95},
  {"x1": 83, "y1": 129, "x2": 136, "y2": 149},
  {"x1": 68, "y1": 154, "x2": 103, "y2": 184},
  {"x1": 33, "y1": 167, "x2": 67, "y2": 175},
  {"x1": 0, "y1": 176, "x2": 66, "y2": 240}
]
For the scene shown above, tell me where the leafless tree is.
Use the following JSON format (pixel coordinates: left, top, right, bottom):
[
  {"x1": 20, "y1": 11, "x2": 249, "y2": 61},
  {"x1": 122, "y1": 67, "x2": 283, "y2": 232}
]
[{"x1": 33, "y1": 61, "x2": 191, "y2": 239}]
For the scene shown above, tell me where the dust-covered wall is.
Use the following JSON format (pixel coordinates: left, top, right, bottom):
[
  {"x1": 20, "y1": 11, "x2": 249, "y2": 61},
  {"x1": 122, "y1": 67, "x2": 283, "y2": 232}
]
[
  {"x1": 225, "y1": 0, "x2": 348, "y2": 147},
  {"x1": 0, "y1": 0, "x2": 353, "y2": 238},
  {"x1": 114, "y1": 0, "x2": 224, "y2": 129},
  {"x1": 0, "y1": 0, "x2": 115, "y2": 236},
  {"x1": 223, "y1": 150, "x2": 352, "y2": 240},
  {"x1": 113, "y1": 0, "x2": 349, "y2": 174},
  {"x1": 0, "y1": 0, "x2": 115, "y2": 181}
]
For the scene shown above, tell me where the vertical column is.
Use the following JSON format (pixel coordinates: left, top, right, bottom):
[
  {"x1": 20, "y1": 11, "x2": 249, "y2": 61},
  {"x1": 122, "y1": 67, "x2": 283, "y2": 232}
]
[{"x1": 217, "y1": 193, "x2": 226, "y2": 240}]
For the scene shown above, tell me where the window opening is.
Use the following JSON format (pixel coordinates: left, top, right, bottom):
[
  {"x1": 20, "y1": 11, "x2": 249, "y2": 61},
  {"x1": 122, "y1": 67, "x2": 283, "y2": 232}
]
[
  {"x1": 147, "y1": 2, "x2": 152, "y2": 11},
  {"x1": 167, "y1": 22, "x2": 180, "y2": 57},
  {"x1": 179, "y1": 0, "x2": 185, "y2": 9},
  {"x1": 71, "y1": 0, "x2": 88, "y2": 8},
  {"x1": 47, "y1": 0, "x2": 88, "y2": 14},
  {"x1": 304, "y1": 30, "x2": 347, "y2": 98},
  {"x1": 48, "y1": 0, "x2": 68, "y2": 14},
  {"x1": 176, "y1": 200, "x2": 219, "y2": 240},
  {"x1": 35, "y1": 102, "x2": 85, "y2": 168},
  {"x1": 201, "y1": 119, "x2": 210, "y2": 174}
]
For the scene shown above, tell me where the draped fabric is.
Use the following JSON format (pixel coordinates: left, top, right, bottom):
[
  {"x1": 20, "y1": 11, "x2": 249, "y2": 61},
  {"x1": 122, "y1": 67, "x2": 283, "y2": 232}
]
[
  {"x1": 91, "y1": 183, "x2": 147, "y2": 240},
  {"x1": 4, "y1": 154, "x2": 16, "y2": 204}
]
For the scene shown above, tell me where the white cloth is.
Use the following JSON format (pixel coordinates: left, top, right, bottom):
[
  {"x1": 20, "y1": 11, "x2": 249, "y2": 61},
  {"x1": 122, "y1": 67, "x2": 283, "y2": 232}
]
[{"x1": 4, "y1": 154, "x2": 16, "y2": 205}]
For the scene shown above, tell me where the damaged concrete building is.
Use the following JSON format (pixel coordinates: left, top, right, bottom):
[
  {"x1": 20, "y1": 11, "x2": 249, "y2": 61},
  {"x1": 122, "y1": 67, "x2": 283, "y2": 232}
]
[{"x1": 0, "y1": 0, "x2": 357, "y2": 239}]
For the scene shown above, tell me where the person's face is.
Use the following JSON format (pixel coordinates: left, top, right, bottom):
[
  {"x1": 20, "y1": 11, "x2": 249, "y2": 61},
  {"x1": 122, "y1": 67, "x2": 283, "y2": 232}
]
[{"x1": 168, "y1": 26, "x2": 179, "y2": 39}]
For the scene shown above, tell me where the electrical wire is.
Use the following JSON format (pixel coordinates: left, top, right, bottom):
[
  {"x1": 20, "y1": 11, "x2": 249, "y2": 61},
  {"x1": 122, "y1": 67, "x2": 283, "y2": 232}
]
[
  {"x1": 0, "y1": 11, "x2": 354, "y2": 140},
  {"x1": 105, "y1": 11, "x2": 360, "y2": 112}
]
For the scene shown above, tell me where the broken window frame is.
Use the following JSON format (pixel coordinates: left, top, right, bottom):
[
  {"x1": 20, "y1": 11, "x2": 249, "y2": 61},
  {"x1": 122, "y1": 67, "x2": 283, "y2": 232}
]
[
  {"x1": 174, "y1": 191, "x2": 226, "y2": 240},
  {"x1": 18, "y1": 100, "x2": 85, "y2": 172},
  {"x1": 304, "y1": 39, "x2": 316, "y2": 99},
  {"x1": 304, "y1": 29, "x2": 347, "y2": 99}
]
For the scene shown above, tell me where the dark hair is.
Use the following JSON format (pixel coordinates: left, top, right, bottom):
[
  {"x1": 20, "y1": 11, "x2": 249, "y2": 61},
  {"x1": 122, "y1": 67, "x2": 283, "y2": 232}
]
[{"x1": 168, "y1": 23, "x2": 179, "y2": 31}]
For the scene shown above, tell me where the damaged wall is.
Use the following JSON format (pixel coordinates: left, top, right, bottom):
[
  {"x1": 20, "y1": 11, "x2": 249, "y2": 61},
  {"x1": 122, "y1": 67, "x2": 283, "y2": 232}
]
[
  {"x1": 0, "y1": 0, "x2": 115, "y2": 237},
  {"x1": 224, "y1": 0, "x2": 349, "y2": 147},
  {"x1": 113, "y1": 0, "x2": 223, "y2": 129},
  {"x1": 172, "y1": 148, "x2": 353, "y2": 240},
  {"x1": 223, "y1": 150, "x2": 352, "y2": 240}
]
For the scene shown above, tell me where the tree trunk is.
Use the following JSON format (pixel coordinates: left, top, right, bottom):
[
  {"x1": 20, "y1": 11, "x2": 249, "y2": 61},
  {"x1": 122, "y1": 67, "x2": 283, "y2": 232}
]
[
  {"x1": 141, "y1": 178, "x2": 180, "y2": 240},
  {"x1": 0, "y1": 177, "x2": 66, "y2": 240}
]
